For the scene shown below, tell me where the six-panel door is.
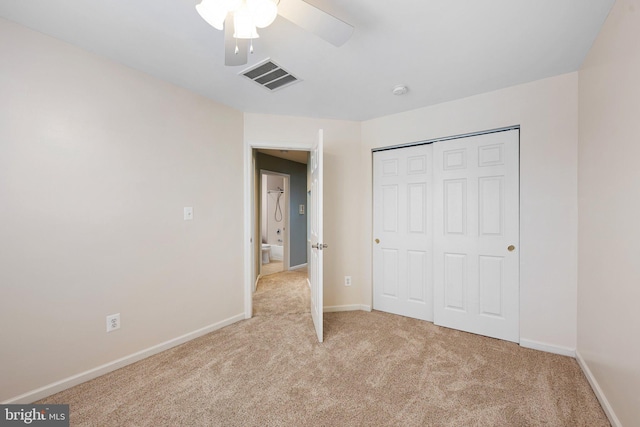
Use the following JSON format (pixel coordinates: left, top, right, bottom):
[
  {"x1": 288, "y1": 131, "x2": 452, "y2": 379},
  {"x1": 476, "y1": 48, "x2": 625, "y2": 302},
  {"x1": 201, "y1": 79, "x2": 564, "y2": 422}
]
[
  {"x1": 433, "y1": 130, "x2": 519, "y2": 342},
  {"x1": 373, "y1": 145, "x2": 434, "y2": 321}
]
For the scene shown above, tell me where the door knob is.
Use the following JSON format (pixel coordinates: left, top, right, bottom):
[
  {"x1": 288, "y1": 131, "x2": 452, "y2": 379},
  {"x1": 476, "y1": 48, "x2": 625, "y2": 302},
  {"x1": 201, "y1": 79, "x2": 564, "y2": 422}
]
[
  {"x1": 508, "y1": 245, "x2": 515, "y2": 252},
  {"x1": 375, "y1": 238, "x2": 380, "y2": 244}
]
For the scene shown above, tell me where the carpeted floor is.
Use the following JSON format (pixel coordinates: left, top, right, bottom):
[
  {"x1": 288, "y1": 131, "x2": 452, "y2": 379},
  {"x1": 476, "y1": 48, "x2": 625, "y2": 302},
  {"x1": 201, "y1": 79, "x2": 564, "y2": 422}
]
[
  {"x1": 253, "y1": 268, "x2": 309, "y2": 316},
  {"x1": 261, "y1": 261, "x2": 284, "y2": 276},
  {"x1": 37, "y1": 271, "x2": 609, "y2": 426}
]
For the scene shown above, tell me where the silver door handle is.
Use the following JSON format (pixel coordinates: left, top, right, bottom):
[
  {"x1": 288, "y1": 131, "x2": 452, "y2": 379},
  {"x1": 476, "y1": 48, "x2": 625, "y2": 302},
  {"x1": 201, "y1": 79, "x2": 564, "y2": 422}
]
[{"x1": 312, "y1": 243, "x2": 328, "y2": 250}]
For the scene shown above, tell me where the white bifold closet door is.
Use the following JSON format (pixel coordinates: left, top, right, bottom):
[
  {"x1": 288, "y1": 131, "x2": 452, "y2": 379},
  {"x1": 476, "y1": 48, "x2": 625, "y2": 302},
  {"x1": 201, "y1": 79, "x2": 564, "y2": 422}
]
[
  {"x1": 373, "y1": 129, "x2": 519, "y2": 343},
  {"x1": 373, "y1": 145, "x2": 434, "y2": 321}
]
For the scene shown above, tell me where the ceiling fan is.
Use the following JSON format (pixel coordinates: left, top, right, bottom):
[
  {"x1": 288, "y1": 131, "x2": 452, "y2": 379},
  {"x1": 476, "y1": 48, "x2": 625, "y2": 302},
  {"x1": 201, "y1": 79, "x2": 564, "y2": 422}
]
[{"x1": 196, "y1": 0, "x2": 354, "y2": 66}]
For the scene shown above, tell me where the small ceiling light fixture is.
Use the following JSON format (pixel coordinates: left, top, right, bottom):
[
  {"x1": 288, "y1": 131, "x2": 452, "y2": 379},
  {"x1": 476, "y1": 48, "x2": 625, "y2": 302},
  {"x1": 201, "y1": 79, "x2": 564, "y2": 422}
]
[
  {"x1": 392, "y1": 84, "x2": 409, "y2": 96},
  {"x1": 196, "y1": 0, "x2": 278, "y2": 54}
]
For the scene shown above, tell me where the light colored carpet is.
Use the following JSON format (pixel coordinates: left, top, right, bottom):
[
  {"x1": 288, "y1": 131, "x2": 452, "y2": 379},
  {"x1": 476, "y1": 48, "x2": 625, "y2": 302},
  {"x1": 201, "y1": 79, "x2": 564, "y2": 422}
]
[
  {"x1": 253, "y1": 269, "x2": 309, "y2": 317},
  {"x1": 261, "y1": 261, "x2": 284, "y2": 276},
  {"x1": 37, "y1": 272, "x2": 609, "y2": 426}
]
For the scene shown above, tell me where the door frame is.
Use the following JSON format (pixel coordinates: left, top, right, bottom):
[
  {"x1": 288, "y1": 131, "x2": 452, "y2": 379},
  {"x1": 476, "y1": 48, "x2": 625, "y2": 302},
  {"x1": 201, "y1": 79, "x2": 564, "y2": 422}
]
[
  {"x1": 259, "y1": 170, "x2": 291, "y2": 275},
  {"x1": 244, "y1": 140, "x2": 315, "y2": 319}
]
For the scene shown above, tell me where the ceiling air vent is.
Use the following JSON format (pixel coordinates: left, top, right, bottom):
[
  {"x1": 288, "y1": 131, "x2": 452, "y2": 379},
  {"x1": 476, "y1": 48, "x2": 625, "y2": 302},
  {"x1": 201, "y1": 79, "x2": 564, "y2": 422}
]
[{"x1": 240, "y1": 59, "x2": 300, "y2": 91}]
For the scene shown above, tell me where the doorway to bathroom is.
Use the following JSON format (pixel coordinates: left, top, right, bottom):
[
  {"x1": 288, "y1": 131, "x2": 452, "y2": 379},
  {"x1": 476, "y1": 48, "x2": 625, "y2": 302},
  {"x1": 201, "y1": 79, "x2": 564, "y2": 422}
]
[
  {"x1": 260, "y1": 170, "x2": 289, "y2": 276},
  {"x1": 252, "y1": 149, "x2": 312, "y2": 323},
  {"x1": 254, "y1": 149, "x2": 310, "y2": 282},
  {"x1": 246, "y1": 135, "x2": 323, "y2": 342}
]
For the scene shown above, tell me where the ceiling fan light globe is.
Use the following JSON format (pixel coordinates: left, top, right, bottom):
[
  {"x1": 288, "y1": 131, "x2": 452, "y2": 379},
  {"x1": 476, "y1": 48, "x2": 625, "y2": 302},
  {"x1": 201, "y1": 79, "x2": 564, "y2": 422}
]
[
  {"x1": 195, "y1": 0, "x2": 229, "y2": 30},
  {"x1": 248, "y1": 0, "x2": 278, "y2": 28},
  {"x1": 233, "y1": 10, "x2": 260, "y2": 39},
  {"x1": 224, "y1": 0, "x2": 242, "y2": 10}
]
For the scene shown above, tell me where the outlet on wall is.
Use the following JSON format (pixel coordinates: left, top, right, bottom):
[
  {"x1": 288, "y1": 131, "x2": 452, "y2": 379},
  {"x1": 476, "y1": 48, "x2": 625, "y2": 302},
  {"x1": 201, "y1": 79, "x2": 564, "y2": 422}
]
[
  {"x1": 344, "y1": 276, "x2": 352, "y2": 286},
  {"x1": 106, "y1": 313, "x2": 121, "y2": 332},
  {"x1": 184, "y1": 207, "x2": 193, "y2": 220}
]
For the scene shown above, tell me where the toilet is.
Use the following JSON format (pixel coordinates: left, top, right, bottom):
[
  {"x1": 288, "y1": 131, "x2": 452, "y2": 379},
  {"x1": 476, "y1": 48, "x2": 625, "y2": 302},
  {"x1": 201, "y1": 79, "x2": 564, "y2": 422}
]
[{"x1": 261, "y1": 244, "x2": 271, "y2": 264}]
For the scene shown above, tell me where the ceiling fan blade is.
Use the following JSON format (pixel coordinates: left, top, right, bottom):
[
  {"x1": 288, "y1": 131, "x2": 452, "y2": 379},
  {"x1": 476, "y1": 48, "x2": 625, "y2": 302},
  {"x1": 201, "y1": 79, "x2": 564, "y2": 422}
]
[
  {"x1": 224, "y1": 15, "x2": 248, "y2": 66},
  {"x1": 277, "y1": 0, "x2": 354, "y2": 47}
]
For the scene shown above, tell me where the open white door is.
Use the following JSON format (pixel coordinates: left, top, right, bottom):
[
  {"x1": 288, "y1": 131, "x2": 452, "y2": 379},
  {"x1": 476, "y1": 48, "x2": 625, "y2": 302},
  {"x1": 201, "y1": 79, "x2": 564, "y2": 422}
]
[{"x1": 309, "y1": 130, "x2": 324, "y2": 342}]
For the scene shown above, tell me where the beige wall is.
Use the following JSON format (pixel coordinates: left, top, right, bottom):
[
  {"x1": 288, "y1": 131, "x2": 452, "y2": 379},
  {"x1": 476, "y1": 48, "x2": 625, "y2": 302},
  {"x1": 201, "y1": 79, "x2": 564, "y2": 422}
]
[
  {"x1": 244, "y1": 114, "x2": 363, "y2": 308},
  {"x1": 361, "y1": 73, "x2": 580, "y2": 351},
  {"x1": 0, "y1": 19, "x2": 245, "y2": 402},
  {"x1": 578, "y1": 0, "x2": 640, "y2": 424}
]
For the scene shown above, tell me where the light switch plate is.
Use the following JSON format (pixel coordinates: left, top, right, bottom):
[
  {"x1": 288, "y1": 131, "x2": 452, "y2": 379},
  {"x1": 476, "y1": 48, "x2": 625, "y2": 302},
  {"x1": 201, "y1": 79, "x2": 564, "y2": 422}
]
[
  {"x1": 184, "y1": 207, "x2": 193, "y2": 220},
  {"x1": 299, "y1": 205, "x2": 305, "y2": 215}
]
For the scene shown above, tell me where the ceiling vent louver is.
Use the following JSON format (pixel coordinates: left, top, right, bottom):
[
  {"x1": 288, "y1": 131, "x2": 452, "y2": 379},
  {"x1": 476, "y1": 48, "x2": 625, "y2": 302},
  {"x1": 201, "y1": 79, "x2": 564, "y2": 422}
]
[{"x1": 240, "y1": 59, "x2": 300, "y2": 91}]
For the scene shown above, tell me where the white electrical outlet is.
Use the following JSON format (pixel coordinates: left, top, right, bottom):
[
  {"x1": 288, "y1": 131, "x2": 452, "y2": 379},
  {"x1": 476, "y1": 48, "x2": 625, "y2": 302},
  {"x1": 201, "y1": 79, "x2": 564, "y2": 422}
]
[
  {"x1": 184, "y1": 207, "x2": 193, "y2": 220},
  {"x1": 106, "y1": 313, "x2": 120, "y2": 332},
  {"x1": 345, "y1": 276, "x2": 352, "y2": 286}
]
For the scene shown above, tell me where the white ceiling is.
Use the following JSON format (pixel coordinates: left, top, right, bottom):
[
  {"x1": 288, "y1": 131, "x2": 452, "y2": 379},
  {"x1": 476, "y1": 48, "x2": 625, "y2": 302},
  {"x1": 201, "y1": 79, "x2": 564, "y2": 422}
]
[{"x1": 0, "y1": 0, "x2": 615, "y2": 121}]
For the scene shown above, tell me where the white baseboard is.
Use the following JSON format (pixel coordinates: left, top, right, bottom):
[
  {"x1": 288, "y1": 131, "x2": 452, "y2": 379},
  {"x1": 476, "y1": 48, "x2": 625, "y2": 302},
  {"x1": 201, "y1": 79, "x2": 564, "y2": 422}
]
[
  {"x1": 2, "y1": 313, "x2": 245, "y2": 404},
  {"x1": 519, "y1": 338, "x2": 576, "y2": 357},
  {"x1": 324, "y1": 304, "x2": 372, "y2": 313},
  {"x1": 289, "y1": 263, "x2": 307, "y2": 271},
  {"x1": 575, "y1": 350, "x2": 622, "y2": 427}
]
